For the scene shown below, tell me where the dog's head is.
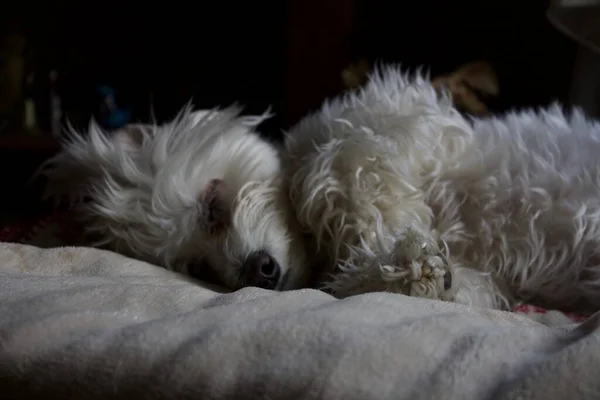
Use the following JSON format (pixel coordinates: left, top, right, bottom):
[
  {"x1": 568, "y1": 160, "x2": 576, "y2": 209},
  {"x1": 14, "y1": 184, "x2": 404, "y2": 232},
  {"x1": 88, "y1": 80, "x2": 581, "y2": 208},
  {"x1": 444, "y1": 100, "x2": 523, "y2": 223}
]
[{"x1": 42, "y1": 107, "x2": 311, "y2": 291}]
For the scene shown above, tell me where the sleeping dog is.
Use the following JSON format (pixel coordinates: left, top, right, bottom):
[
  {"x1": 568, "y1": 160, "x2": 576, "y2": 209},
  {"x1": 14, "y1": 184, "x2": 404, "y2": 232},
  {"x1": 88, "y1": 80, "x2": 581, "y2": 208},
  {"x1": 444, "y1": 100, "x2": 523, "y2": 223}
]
[{"x1": 42, "y1": 66, "x2": 600, "y2": 312}]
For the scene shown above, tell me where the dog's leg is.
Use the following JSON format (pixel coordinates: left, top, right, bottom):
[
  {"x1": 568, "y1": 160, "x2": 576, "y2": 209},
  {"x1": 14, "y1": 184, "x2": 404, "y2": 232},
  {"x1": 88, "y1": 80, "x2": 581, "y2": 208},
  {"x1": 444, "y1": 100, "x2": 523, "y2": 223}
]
[
  {"x1": 325, "y1": 230, "x2": 511, "y2": 309},
  {"x1": 385, "y1": 227, "x2": 454, "y2": 299},
  {"x1": 322, "y1": 225, "x2": 456, "y2": 301}
]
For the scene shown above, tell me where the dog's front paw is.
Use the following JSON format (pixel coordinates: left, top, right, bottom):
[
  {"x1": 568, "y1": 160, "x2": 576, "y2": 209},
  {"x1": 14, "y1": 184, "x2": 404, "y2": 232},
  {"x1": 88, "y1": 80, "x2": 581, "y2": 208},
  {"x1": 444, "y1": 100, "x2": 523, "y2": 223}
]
[{"x1": 380, "y1": 228, "x2": 454, "y2": 301}]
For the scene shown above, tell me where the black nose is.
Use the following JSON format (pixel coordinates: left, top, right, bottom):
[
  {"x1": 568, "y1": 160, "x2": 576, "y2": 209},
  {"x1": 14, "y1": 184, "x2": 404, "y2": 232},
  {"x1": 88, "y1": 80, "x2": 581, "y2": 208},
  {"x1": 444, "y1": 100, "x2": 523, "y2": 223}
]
[{"x1": 243, "y1": 251, "x2": 281, "y2": 290}]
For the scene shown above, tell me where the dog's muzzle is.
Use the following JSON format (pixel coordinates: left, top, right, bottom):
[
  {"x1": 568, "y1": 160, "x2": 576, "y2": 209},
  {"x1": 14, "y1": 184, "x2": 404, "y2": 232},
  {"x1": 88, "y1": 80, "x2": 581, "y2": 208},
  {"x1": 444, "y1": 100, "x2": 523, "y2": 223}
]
[{"x1": 243, "y1": 250, "x2": 281, "y2": 290}]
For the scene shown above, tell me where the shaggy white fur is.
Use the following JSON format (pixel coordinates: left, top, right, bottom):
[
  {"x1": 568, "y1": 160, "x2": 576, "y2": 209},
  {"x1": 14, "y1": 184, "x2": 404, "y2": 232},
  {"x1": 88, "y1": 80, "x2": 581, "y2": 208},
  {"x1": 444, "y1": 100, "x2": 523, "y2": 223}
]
[{"x1": 43, "y1": 66, "x2": 600, "y2": 312}]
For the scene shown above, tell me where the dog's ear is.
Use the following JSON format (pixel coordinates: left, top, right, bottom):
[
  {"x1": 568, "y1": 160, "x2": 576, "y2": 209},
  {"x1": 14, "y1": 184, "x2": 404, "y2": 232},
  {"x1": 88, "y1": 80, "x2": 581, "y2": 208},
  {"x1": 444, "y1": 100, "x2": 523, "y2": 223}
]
[
  {"x1": 200, "y1": 179, "x2": 230, "y2": 232},
  {"x1": 111, "y1": 124, "x2": 146, "y2": 150}
]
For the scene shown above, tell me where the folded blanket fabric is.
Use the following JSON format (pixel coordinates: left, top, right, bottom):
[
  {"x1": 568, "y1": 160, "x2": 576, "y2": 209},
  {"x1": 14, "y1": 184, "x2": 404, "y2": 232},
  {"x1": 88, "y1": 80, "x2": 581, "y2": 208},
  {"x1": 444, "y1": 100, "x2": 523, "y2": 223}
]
[{"x1": 1, "y1": 243, "x2": 599, "y2": 400}]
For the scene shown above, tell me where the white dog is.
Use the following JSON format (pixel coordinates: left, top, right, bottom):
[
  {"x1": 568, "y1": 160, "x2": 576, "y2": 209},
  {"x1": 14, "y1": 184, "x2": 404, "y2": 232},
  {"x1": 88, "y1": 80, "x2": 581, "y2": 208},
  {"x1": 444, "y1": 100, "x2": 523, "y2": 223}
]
[{"x1": 42, "y1": 66, "x2": 600, "y2": 312}]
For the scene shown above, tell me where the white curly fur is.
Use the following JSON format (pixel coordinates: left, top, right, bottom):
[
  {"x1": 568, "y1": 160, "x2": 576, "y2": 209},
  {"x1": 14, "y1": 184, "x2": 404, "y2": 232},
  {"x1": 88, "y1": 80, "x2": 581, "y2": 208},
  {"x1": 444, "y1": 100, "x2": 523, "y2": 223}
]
[{"x1": 43, "y1": 66, "x2": 600, "y2": 312}]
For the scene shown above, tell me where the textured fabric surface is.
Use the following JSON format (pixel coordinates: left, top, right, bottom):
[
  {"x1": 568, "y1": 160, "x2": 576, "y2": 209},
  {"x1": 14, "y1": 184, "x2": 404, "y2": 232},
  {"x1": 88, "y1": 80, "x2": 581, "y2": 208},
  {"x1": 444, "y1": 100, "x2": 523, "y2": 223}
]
[{"x1": 1, "y1": 243, "x2": 600, "y2": 399}]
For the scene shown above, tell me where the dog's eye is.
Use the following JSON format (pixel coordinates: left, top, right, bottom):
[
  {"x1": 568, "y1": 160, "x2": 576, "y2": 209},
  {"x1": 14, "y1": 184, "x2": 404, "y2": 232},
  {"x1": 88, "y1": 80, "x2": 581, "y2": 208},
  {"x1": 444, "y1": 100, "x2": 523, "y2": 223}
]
[
  {"x1": 188, "y1": 259, "x2": 221, "y2": 284},
  {"x1": 206, "y1": 197, "x2": 219, "y2": 223},
  {"x1": 206, "y1": 197, "x2": 227, "y2": 233},
  {"x1": 201, "y1": 178, "x2": 229, "y2": 233}
]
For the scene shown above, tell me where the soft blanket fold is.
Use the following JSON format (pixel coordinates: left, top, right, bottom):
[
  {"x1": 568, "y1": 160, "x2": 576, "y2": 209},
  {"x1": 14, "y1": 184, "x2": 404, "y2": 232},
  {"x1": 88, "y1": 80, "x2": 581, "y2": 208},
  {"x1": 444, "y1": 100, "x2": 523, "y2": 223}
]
[{"x1": 0, "y1": 243, "x2": 599, "y2": 399}]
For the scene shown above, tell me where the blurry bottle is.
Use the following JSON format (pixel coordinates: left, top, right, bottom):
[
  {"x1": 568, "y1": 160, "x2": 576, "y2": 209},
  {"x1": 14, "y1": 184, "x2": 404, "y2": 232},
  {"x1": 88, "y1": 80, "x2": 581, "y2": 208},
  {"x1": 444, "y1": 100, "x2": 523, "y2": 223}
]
[{"x1": 22, "y1": 72, "x2": 38, "y2": 134}]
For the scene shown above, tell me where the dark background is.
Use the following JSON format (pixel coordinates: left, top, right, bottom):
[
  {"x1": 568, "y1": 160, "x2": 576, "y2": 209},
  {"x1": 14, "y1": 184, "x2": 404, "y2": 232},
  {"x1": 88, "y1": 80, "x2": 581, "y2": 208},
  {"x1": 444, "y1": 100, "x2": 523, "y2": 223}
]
[{"x1": 0, "y1": 0, "x2": 579, "y2": 222}]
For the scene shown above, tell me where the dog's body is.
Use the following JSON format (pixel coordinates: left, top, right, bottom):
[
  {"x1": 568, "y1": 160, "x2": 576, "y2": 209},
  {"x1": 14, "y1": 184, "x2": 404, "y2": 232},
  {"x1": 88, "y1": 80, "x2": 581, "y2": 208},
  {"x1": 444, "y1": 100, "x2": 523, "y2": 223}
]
[{"x1": 43, "y1": 67, "x2": 600, "y2": 311}]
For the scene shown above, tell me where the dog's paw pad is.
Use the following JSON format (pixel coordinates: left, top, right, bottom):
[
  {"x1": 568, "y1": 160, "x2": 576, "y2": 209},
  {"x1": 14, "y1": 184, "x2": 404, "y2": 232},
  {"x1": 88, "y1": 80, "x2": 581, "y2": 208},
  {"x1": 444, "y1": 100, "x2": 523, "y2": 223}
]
[{"x1": 381, "y1": 228, "x2": 454, "y2": 300}]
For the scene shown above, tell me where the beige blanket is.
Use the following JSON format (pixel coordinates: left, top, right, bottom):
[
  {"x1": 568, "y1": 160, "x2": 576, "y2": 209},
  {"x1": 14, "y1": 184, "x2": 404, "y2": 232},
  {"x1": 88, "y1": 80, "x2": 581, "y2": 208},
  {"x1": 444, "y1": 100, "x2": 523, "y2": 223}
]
[{"x1": 1, "y1": 243, "x2": 599, "y2": 399}]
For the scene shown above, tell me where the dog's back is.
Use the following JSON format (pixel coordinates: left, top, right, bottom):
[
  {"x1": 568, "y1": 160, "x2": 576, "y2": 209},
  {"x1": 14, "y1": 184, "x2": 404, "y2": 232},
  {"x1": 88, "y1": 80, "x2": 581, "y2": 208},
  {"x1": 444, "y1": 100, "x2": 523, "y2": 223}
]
[{"x1": 432, "y1": 105, "x2": 600, "y2": 309}]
